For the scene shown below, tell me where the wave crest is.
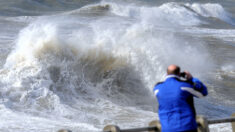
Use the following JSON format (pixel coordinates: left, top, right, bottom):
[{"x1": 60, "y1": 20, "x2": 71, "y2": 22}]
[{"x1": 0, "y1": 22, "x2": 153, "y2": 116}]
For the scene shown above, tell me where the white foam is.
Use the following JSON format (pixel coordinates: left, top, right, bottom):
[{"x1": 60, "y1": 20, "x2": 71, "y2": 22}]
[
  {"x1": 3, "y1": 16, "x2": 35, "y2": 23},
  {"x1": 187, "y1": 3, "x2": 234, "y2": 25},
  {"x1": 183, "y1": 27, "x2": 235, "y2": 42},
  {"x1": 0, "y1": 106, "x2": 99, "y2": 132},
  {"x1": 209, "y1": 123, "x2": 232, "y2": 132},
  {"x1": 104, "y1": 2, "x2": 201, "y2": 26},
  {"x1": 104, "y1": 2, "x2": 235, "y2": 26},
  {"x1": 0, "y1": 1, "x2": 218, "y2": 131},
  {"x1": 1, "y1": 1, "x2": 213, "y2": 108}
]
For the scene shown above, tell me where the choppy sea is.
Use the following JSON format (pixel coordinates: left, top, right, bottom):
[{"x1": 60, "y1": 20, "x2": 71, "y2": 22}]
[{"x1": 0, "y1": 0, "x2": 235, "y2": 132}]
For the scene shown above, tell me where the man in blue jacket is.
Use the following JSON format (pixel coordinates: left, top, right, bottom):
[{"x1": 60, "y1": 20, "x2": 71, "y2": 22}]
[{"x1": 153, "y1": 65, "x2": 208, "y2": 132}]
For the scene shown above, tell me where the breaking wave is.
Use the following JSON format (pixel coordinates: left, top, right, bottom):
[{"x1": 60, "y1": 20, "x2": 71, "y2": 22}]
[
  {"x1": 0, "y1": 1, "x2": 213, "y2": 116},
  {"x1": 3, "y1": 0, "x2": 235, "y2": 131},
  {"x1": 0, "y1": 22, "x2": 154, "y2": 115},
  {"x1": 76, "y1": 1, "x2": 234, "y2": 26}
]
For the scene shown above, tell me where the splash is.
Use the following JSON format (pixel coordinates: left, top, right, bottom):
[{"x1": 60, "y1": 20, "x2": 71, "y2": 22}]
[
  {"x1": 188, "y1": 3, "x2": 234, "y2": 25},
  {"x1": 0, "y1": 1, "x2": 219, "y2": 131}
]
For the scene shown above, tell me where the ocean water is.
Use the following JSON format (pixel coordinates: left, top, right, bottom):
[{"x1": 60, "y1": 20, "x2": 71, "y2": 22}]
[{"x1": 0, "y1": 0, "x2": 235, "y2": 132}]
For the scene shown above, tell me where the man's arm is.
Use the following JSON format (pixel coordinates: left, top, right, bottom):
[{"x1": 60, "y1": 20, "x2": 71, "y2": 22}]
[
  {"x1": 191, "y1": 78, "x2": 208, "y2": 96},
  {"x1": 182, "y1": 71, "x2": 208, "y2": 98}
]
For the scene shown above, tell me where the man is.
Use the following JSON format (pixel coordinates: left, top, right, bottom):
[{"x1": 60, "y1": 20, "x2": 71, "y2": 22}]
[{"x1": 153, "y1": 65, "x2": 208, "y2": 132}]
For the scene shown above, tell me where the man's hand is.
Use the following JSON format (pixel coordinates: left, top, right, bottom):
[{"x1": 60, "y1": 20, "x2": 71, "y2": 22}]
[{"x1": 184, "y1": 71, "x2": 193, "y2": 80}]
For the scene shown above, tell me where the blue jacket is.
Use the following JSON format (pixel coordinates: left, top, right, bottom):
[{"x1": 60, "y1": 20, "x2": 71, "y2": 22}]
[{"x1": 153, "y1": 75, "x2": 208, "y2": 132}]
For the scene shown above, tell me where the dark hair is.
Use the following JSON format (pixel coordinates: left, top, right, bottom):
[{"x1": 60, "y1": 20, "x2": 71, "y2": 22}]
[{"x1": 167, "y1": 66, "x2": 180, "y2": 75}]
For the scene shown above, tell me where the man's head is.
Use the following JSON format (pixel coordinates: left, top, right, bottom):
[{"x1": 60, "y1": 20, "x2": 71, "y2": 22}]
[{"x1": 167, "y1": 64, "x2": 180, "y2": 75}]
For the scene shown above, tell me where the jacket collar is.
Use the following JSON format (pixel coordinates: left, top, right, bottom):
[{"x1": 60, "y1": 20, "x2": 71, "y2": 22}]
[{"x1": 165, "y1": 75, "x2": 180, "y2": 80}]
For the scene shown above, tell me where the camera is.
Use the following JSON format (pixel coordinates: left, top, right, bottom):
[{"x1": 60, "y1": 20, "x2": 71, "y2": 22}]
[{"x1": 180, "y1": 72, "x2": 186, "y2": 78}]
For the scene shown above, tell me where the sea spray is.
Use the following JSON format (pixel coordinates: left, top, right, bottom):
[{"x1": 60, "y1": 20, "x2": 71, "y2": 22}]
[
  {"x1": 1, "y1": 1, "x2": 214, "y2": 113},
  {"x1": 0, "y1": 0, "x2": 234, "y2": 132},
  {"x1": 0, "y1": 18, "x2": 156, "y2": 113}
]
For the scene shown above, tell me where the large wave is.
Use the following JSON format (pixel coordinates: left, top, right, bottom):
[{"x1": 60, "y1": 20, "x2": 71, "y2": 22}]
[
  {"x1": 77, "y1": 1, "x2": 234, "y2": 26},
  {"x1": 0, "y1": 1, "x2": 213, "y2": 113},
  {"x1": 1, "y1": 1, "x2": 230, "y2": 132},
  {"x1": 0, "y1": 21, "x2": 154, "y2": 111}
]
